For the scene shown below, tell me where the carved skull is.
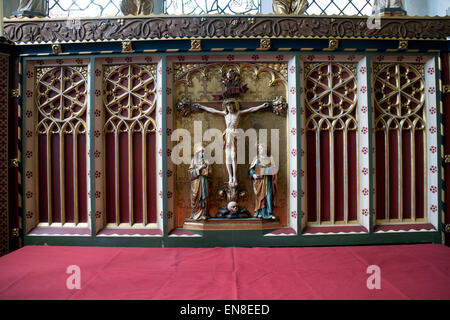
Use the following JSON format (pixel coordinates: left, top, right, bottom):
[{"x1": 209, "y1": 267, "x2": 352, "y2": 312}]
[{"x1": 227, "y1": 201, "x2": 238, "y2": 213}]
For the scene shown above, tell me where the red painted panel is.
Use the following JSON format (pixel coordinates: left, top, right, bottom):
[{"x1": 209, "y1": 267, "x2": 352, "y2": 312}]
[
  {"x1": 375, "y1": 131, "x2": 386, "y2": 220},
  {"x1": 347, "y1": 130, "x2": 358, "y2": 221},
  {"x1": 146, "y1": 132, "x2": 156, "y2": 223},
  {"x1": 64, "y1": 135, "x2": 74, "y2": 223},
  {"x1": 306, "y1": 131, "x2": 317, "y2": 222},
  {"x1": 320, "y1": 131, "x2": 330, "y2": 222},
  {"x1": 51, "y1": 134, "x2": 61, "y2": 223},
  {"x1": 402, "y1": 130, "x2": 412, "y2": 220},
  {"x1": 119, "y1": 133, "x2": 129, "y2": 224},
  {"x1": 375, "y1": 126, "x2": 425, "y2": 222},
  {"x1": 334, "y1": 131, "x2": 344, "y2": 222},
  {"x1": 105, "y1": 134, "x2": 116, "y2": 224},
  {"x1": 38, "y1": 135, "x2": 48, "y2": 223},
  {"x1": 37, "y1": 132, "x2": 87, "y2": 224},
  {"x1": 78, "y1": 135, "x2": 87, "y2": 223},
  {"x1": 388, "y1": 130, "x2": 399, "y2": 220},
  {"x1": 415, "y1": 131, "x2": 425, "y2": 220},
  {"x1": 133, "y1": 133, "x2": 143, "y2": 224},
  {"x1": 104, "y1": 129, "x2": 157, "y2": 225}
]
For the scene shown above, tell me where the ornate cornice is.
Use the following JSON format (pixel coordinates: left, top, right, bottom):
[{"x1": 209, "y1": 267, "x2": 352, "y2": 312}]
[{"x1": 4, "y1": 15, "x2": 450, "y2": 44}]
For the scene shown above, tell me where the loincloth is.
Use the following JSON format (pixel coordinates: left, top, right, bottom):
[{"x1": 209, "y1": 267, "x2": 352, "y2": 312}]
[{"x1": 222, "y1": 129, "x2": 238, "y2": 152}]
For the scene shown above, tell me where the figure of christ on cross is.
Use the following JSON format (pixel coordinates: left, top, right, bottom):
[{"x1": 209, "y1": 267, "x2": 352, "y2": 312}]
[{"x1": 193, "y1": 98, "x2": 270, "y2": 187}]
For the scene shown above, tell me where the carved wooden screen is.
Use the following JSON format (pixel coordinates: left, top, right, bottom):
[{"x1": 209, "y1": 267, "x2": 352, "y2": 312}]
[
  {"x1": 303, "y1": 59, "x2": 359, "y2": 225},
  {"x1": 33, "y1": 62, "x2": 89, "y2": 226},
  {"x1": 103, "y1": 62, "x2": 157, "y2": 227},
  {"x1": 374, "y1": 62, "x2": 427, "y2": 223}
]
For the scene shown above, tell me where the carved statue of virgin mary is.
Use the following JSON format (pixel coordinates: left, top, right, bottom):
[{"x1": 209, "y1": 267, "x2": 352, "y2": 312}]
[{"x1": 188, "y1": 143, "x2": 212, "y2": 221}]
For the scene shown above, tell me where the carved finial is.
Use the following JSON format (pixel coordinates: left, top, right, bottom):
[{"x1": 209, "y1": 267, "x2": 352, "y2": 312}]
[
  {"x1": 327, "y1": 39, "x2": 339, "y2": 51},
  {"x1": 122, "y1": 40, "x2": 134, "y2": 53},
  {"x1": 52, "y1": 44, "x2": 62, "y2": 54},
  {"x1": 273, "y1": 0, "x2": 308, "y2": 14},
  {"x1": 10, "y1": 89, "x2": 20, "y2": 98},
  {"x1": 120, "y1": 0, "x2": 154, "y2": 15},
  {"x1": 260, "y1": 38, "x2": 271, "y2": 50},
  {"x1": 190, "y1": 40, "x2": 202, "y2": 52},
  {"x1": 442, "y1": 85, "x2": 450, "y2": 95},
  {"x1": 398, "y1": 40, "x2": 408, "y2": 51}
]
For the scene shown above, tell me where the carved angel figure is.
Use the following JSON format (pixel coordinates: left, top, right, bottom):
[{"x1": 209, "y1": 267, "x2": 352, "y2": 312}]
[
  {"x1": 273, "y1": 0, "x2": 308, "y2": 14},
  {"x1": 120, "y1": 0, "x2": 154, "y2": 15}
]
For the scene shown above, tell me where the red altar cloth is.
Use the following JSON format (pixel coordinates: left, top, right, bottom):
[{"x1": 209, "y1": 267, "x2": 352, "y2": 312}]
[{"x1": 0, "y1": 244, "x2": 449, "y2": 300}]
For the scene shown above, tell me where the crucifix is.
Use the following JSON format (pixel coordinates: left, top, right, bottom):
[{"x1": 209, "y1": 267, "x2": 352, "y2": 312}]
[
  {"x1": 177, "y1": 67, "x2": 287, "y2": 218},
  {"x1": 192, "y1": 98, "x2": 270, "y2": 187}
]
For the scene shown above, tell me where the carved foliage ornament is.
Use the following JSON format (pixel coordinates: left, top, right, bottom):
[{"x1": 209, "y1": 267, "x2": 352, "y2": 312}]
[{"x1": 4, "y1": 17, "x2": 450, "y2": 44}]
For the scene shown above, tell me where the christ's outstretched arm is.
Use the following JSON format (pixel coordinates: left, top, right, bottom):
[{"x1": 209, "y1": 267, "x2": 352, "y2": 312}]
[
  {"x1": 193, "y1": 103, "x2": 226, "y2": 115},
  {"x1": 239, "y1": 102, "x2": 271, "y2": 115}
]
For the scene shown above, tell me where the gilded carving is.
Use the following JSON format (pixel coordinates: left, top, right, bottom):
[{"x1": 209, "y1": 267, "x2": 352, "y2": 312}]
[
  {"x1": 398, "y1": 40, "x2": 408, "y2": 51},
  {"x1": 103, "y1": 63, "x2": 158, "y2": 225},
  {"x1": 122, "y1": 40, "x2": 134, "y2": 53},
  {"x1": 34, "y1": 65, "x2": 88, "y2": 225},
  {"x1": 373, "y1": 63, "x2": 426, "y2": 223},
  {"x1": 51, "y1": 44, "x2": 62, "y2": 54},
  {"x1": 174, "y1": 62, "x2": 288, "y2": 226},
  {"x1": 260, "y1": 39, "x2": 271, "y2": 50},
  {"x1": 327, "y1": 39, "x2": 339, "y2": 51},
  {"x1": 190, "y1": 40, "x2": 202, "y2": 52},
  {"x1": 304, "y1": 62, "x2": 358, "y2": 225}
]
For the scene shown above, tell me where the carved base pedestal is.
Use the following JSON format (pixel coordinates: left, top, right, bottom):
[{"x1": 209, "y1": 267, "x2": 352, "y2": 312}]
[
  {"x1": 183, "y1": 217, "x2": 282, "y2": 231},
  {"x1": 215, "y1": 205, "x2": 251, "y2": 219}
]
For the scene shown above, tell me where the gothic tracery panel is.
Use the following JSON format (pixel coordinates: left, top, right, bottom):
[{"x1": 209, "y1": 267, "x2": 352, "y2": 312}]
[
  {"x1": 103, "y1": 63, "x2": 158, "y2": 226},
  {"x1": 35, "y1": 65, "x2": 88, "y2": 225},
  {"x1": 374, "y1": 62, "x2": 427, "y2": 223},
  {"x1": 304, "y1": 61, "x2": 359, "y2": 225}
]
